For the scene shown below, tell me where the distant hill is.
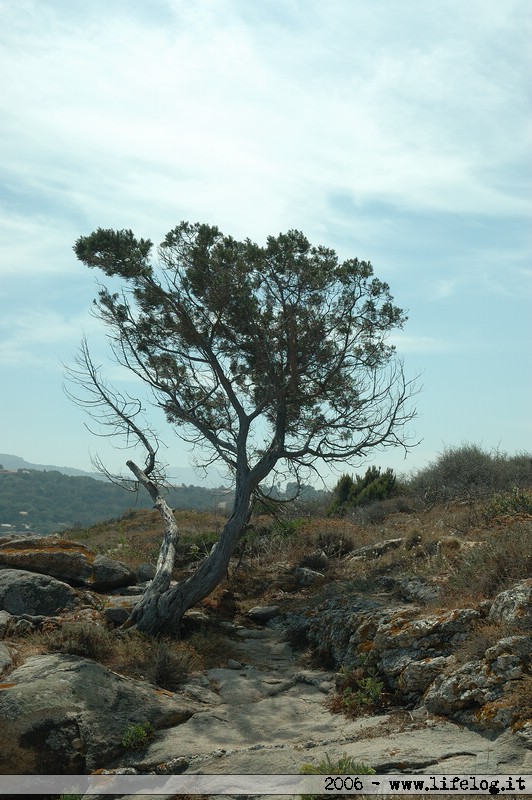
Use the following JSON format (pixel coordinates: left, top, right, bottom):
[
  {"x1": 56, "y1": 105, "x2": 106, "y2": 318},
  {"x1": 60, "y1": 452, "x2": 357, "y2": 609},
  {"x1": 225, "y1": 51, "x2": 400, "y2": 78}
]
[
  {"x1": 0, "y1": 462, "x2": 234, "y2": 536},
  {"x1": 0, "y1": 453, "x2": 105, "y2": 480},
  {"x1": 0, "y1": 454, "x2": 230, "y2": 487}
]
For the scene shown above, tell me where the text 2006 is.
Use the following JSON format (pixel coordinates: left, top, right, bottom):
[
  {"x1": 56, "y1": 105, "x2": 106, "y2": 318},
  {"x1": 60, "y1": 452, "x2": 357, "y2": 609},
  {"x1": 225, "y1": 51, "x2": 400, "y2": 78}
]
[{"x1": 324, "y1": 775, "x2": 365, "y2": 792}]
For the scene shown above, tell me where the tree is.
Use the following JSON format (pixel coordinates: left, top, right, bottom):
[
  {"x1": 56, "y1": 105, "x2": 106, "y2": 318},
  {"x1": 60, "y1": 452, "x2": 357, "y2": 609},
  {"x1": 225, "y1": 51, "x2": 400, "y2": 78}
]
[
  {"x1": 328, "y1": 466, "x2": 398, "y2": 516},
  {"x1": 68, "y1": 222, "x2": 418, "y2": 634}
]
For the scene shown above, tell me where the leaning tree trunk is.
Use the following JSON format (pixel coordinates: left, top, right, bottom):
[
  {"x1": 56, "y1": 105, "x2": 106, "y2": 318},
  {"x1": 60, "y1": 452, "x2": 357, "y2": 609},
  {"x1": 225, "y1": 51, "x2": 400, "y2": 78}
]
[{"x1": 124, "y1": 461, "x2": 254, "y2": 635}]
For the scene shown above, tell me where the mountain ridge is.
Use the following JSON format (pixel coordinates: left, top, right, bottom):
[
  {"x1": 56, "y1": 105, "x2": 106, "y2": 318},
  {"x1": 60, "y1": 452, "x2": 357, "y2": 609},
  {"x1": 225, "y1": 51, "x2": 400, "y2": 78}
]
[{"x1": 0, "y1": 453, "x2": 229, "y2": 488}]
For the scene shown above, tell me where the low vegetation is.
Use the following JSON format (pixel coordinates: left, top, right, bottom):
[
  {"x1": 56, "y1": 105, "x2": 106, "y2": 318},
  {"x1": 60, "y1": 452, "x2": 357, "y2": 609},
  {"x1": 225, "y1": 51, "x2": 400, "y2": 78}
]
[
  {"x1": 121, "y1": 720, "x2": 155, "y2": 750},
  {"x1": 3, "y1": 444, "x2": 531, "y2": 714}
]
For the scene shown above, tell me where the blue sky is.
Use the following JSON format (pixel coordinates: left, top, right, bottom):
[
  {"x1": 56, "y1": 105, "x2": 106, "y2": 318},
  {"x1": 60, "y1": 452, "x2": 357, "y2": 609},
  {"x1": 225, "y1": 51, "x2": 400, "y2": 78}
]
[{"x1": 1, "y1": 0, "x2": 530, "y2": 487}]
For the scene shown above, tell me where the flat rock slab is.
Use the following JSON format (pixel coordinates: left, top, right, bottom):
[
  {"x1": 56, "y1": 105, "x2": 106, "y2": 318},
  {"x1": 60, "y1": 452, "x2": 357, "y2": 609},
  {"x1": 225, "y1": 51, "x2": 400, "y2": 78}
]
[{"x1": 124, "y1": 627, "x2": 532, "y2": 777}]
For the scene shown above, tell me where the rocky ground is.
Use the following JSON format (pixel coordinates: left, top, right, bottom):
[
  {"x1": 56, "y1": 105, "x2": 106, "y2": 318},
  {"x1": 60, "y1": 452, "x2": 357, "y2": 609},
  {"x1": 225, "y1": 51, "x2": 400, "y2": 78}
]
[{"x1": 0, "y1": 509, "x2": 531, "y2": 795}]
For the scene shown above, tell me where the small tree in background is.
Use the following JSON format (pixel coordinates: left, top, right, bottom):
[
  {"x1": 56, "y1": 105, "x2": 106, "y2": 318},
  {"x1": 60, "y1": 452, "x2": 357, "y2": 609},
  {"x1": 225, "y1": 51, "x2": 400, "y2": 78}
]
[
  {"x1": 328, "y1": 467, "x2": 397, "y2": 516},
  {"x1": 68, "y1": 222, "x2": 418, "y2": 633}
]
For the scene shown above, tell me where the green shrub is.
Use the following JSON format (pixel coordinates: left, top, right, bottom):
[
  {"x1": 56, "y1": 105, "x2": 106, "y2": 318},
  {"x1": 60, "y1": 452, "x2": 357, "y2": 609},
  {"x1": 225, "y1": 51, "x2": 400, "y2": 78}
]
[
  {"x1": 329, "y1": 666, "x2": 386, "y2": 717},
  {"x1": 483, "y1": 487, "x2": 532, "y2": 522},
  {"x1": 328, "y1": 468, "x2": 397, "y2": 516},
  {"x1": 121, "y1": 721, "x2": 155, "y2": 750},
  {"x1": 408, "y1": 444, "x2": 532, "y2": 503}
]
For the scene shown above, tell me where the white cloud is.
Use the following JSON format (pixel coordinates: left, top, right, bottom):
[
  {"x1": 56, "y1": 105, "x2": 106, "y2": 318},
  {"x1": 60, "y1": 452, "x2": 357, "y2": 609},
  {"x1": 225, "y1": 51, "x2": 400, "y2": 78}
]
[
  {"x1": 0, "y1": 0, "x2": 529, "y2": 255},
  {"x1": 0, "y1": 308, "x2": 99, "y2": 367}
]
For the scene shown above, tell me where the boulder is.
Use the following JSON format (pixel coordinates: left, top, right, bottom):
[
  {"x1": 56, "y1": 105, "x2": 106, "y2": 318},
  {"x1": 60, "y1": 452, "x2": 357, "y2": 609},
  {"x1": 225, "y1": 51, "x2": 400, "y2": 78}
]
[
  {"x1": 349, "y1": 537, "x2": 404, "y2": 561},
  {"x1": 306, "y1": 595, "x2": 386, "y2": 667},
  {"x1": 0, "y1": 653, "x2": 197, "y2": 773},
  {"x1": 423, "y1": 635, "x2": 530, "y2": 728},
  {"x1": 0, "y1": 537, "x2": 136, "y2": 590},
  {"x1": 103, "y1": 595, "x2": 139, "y2": 626},
  {"x1": 293, "y1": 567, "x2": 324, "y2": 586},
  {"x1": 368, "y1": 607, "x2": 480, "y2": 685},
  {"x1": 306, "y1": 596, "x2": 481, "y2": 691},
  {"x1": 489, "y1": 579, "x2": 532, "y2": 627},
  {"x1": 398, "y1": 656, "x2": 450, "y2": 696},
  {"x1": 246, "y1": 605, "x2": 281, "y2": 624},
  {"x1": 377, "y1": 575, "x2": 443, "y2": 605},
  {"x1": 136, "y1": 562, "x2": 156, "y2": 582},
  {"x1": 0, "y1": 569, "x2": 78, "y2": 616},
  {"x1": 90, "y1": 554, "x2": 137, "y2": 591}
]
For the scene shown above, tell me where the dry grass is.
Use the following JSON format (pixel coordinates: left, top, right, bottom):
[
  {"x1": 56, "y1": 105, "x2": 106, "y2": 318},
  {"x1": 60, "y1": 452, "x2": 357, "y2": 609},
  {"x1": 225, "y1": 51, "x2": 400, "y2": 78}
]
[
  {"x1": 6, "y1": 618, "x2": 236, "y2": 688},
  {"x1": 442, "y1": 519, "x2": 532, "y2": 601},
  {"x1": 453, "y1": 619, "x2": 519, "y2": 664},
  {"x1": 509, "y1": 675, "x2": 532, "y2": 728}
]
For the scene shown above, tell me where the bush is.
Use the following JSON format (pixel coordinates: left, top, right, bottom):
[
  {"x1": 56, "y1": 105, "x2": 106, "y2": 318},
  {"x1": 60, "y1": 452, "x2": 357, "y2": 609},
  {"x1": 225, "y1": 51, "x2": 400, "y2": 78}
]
[
  {"x1": 328, "y1": 468, "x2": 397, "y2": 516},
  {"x1": 408, "y1": 444, "x2": 532, "y2": 504},
  {"x1": 328, "y1": 666, "x2": 387, "y2": 717},
  {"x1": 41, "y1": 621, "x2": 114, "y2": 661},
  {"x1": 483, "y1": 487, "x2": 532, "y2": 522},
  {"x1": 153, "y1": 640, "x2": 203, "y2": 690},
  {"x1": 121, "y1": 720, "x2": 155, "y2": 750}
]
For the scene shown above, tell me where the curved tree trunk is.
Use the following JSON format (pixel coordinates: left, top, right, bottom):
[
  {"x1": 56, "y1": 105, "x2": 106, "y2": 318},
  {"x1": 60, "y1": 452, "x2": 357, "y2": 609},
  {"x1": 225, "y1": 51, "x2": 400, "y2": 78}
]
[{"x1": 125, "y1": 468, "x2": 253, "y2": 635}]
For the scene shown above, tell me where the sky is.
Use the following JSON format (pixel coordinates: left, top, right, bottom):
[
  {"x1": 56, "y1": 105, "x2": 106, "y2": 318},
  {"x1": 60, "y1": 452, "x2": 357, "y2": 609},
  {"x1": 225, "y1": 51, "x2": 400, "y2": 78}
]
[{"x1": 0, "y1": 0, "x2": 531, "y2": 488}]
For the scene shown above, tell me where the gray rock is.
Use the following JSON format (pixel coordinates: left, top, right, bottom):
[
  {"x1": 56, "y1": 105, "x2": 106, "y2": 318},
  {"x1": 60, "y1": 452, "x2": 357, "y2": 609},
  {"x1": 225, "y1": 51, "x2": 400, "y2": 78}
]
[
  {"x1": 424, "y1": 660, "x2": 499, "y2": 717},
  {"x1": 369, "y1": 607, "x2": 480, "y2": 685},
  {"x1": 0, "y1": 537, "x2": 136, "y2": 590},
  {"x1": 103, "y1": 595, "x2": 138, "y2": 625},
  {"x1": 398, "y1": 656, "x2": 450, "y2": 695},
  {"x1": 489, "y1": 579, "x2": 532, "y2": 626},
  {"x1": 377, "y1": 575, "x2": 442, "y2": 605},
  {"x1": 0, "y1": 641, "x2": 12, "y2": 674},
  {"x1": 90, "y1": 554, "x2": 137, "y2": 590},
  {"x1": 293, "y1": 567, "x2": 324, "y2": 586},
  {"x1": 247, "y1": 605, "x2": 281, "y2": 624},
  {"x1": 0, "y1": 653, "x2": 196, "y2": 773},
  {"x1": 0, "y1": 568, "x2": 78, "y2": 616},
  {"x1": 349, "y1": 537, "x2": 404, "y2": 560},
  {"x1": 136, "y1": 562, "x2": 156, "y2": 582}
]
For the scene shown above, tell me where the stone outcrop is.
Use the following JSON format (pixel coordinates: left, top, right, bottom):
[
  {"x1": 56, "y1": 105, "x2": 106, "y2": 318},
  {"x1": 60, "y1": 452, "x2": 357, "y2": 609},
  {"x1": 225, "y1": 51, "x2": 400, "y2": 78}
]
[
  {"x1": 0, "y1": 568, "x2": 78, "y2": 616},
  {"x1": 99, "y1": 626, "x2": 532, "y2": 777},
  {"x1": 282, "y1": 581, "x2": 531, "y2": 732},
  {"x1": 0, "y1": 653, "x2": 197, "y2": 773},
  {"x1": 424, "y1": 634, "x2": 530, "y2": 728},
  {"x1": 488, "y1": 578, "x2": 532, "y2": 626},
  {"x1": 0, "y1": 536, "x2": 136, "y2": 590},
  {"x1": 349, "y1": 537, "x2": 404, "y2": 560}
]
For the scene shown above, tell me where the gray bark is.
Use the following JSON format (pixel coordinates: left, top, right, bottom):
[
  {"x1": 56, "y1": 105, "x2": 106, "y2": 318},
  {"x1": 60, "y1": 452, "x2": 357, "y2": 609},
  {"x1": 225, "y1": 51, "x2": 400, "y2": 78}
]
[{"x1": 125, "y1": 464, "x2": 254, "y2": 635}]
